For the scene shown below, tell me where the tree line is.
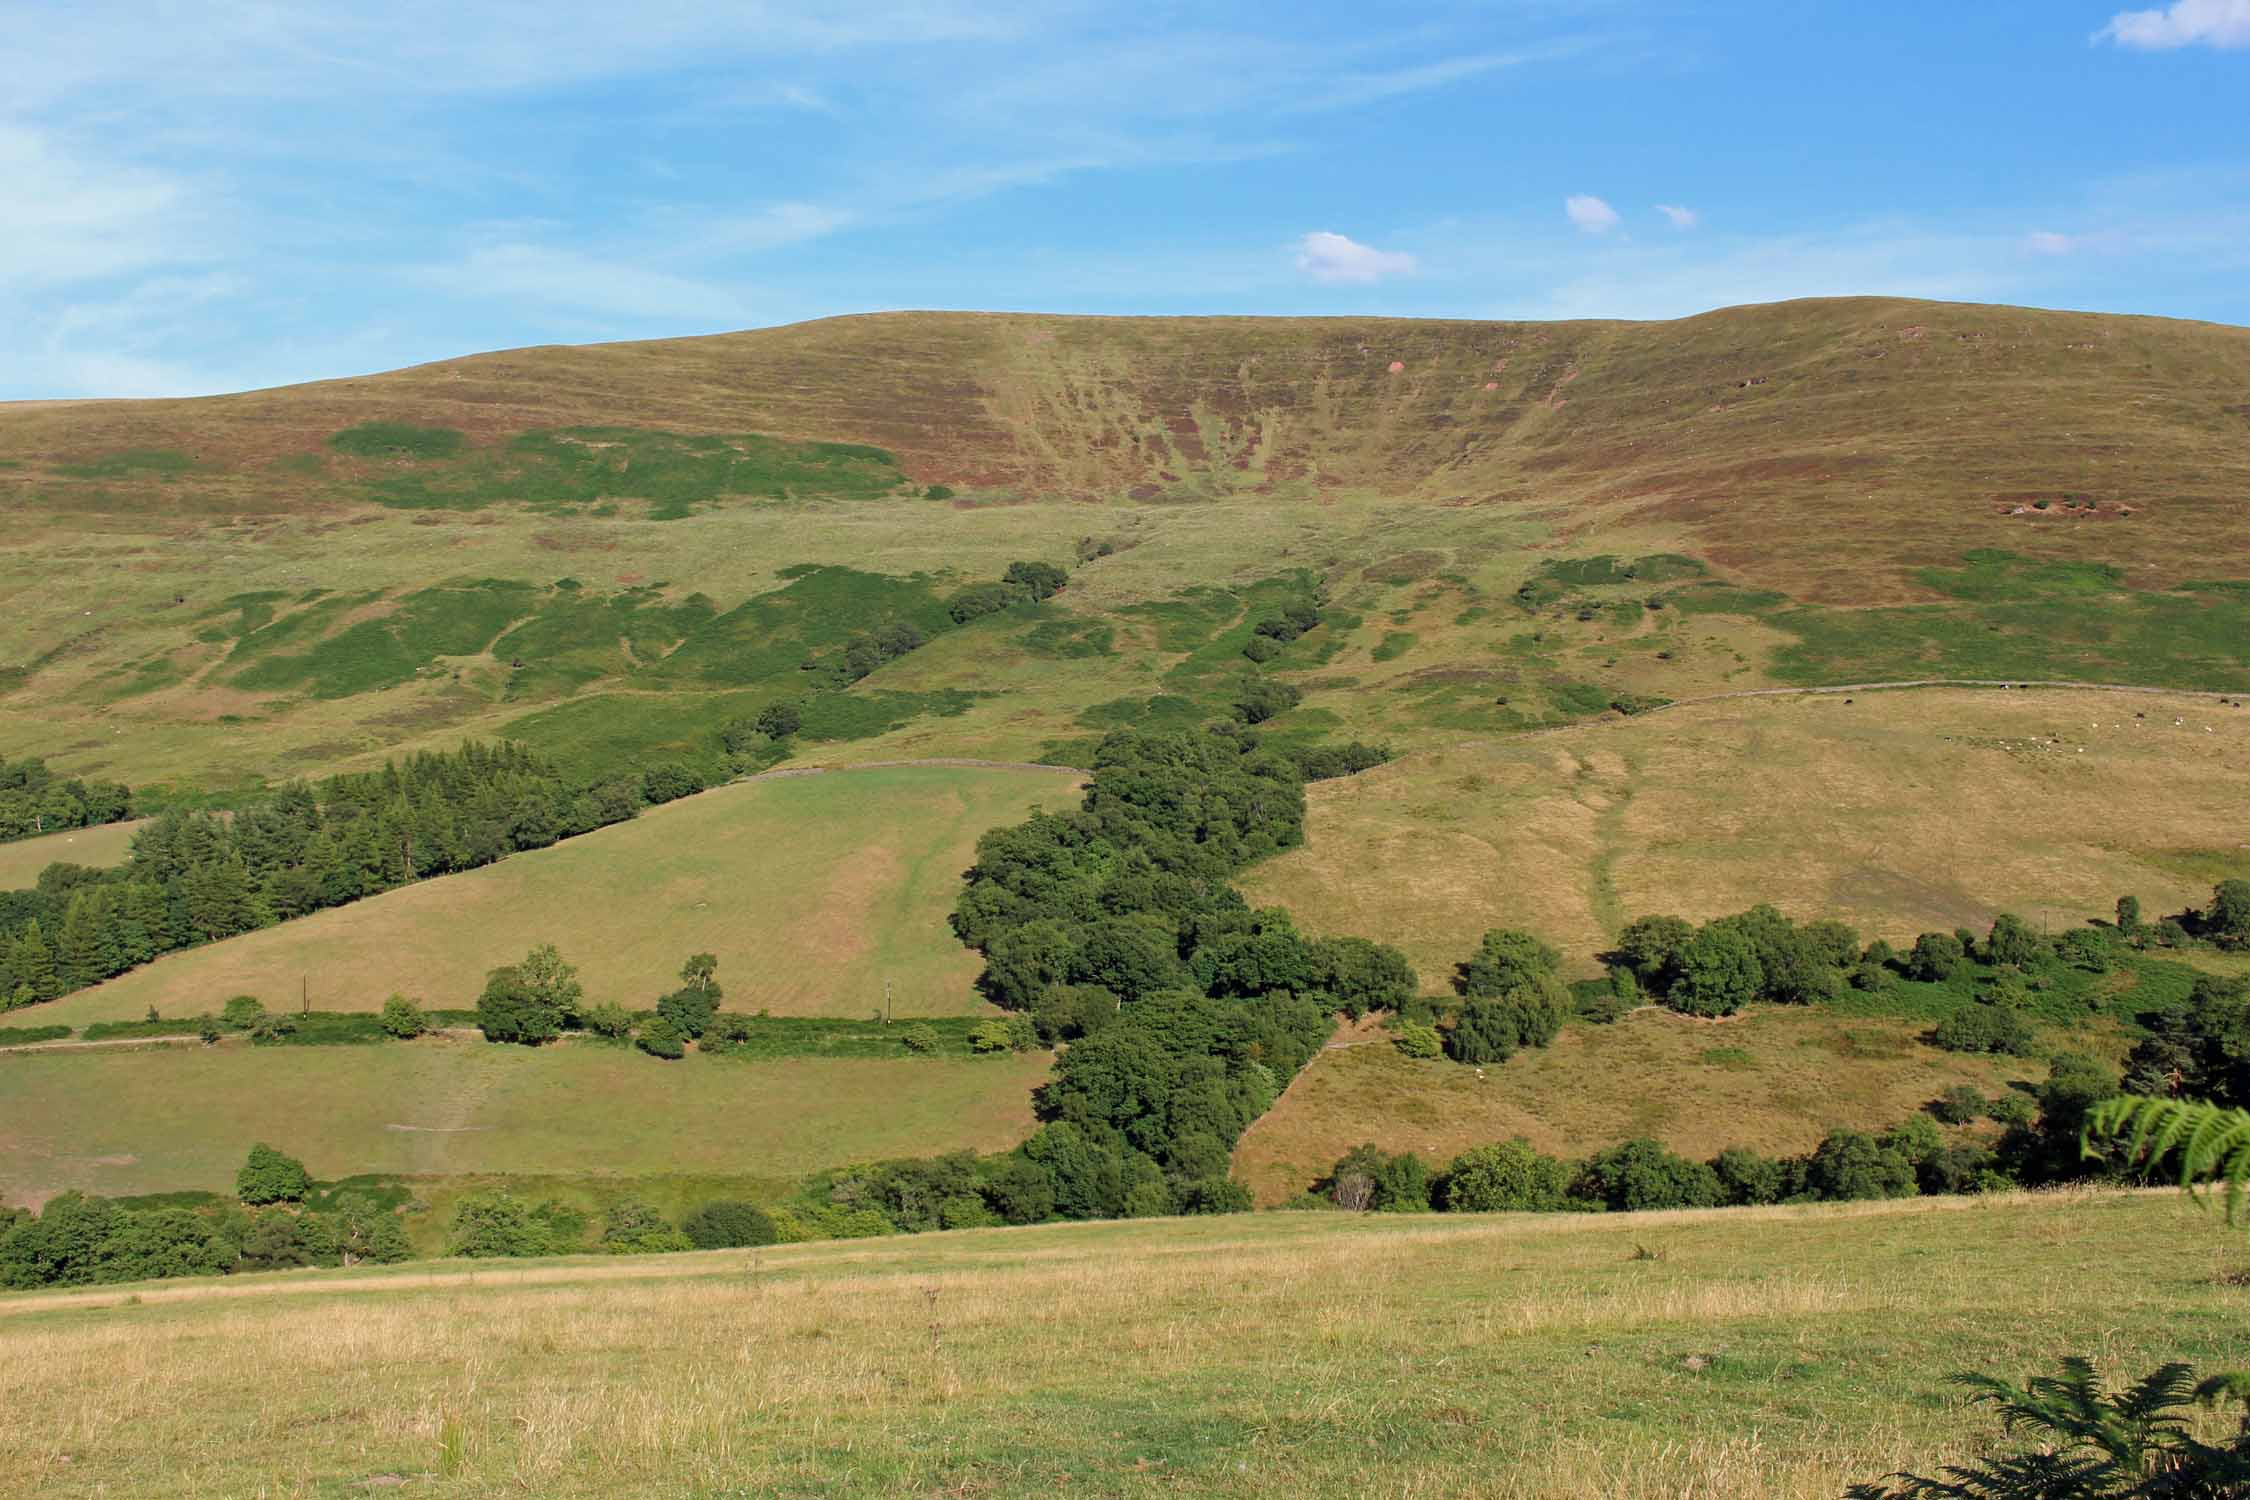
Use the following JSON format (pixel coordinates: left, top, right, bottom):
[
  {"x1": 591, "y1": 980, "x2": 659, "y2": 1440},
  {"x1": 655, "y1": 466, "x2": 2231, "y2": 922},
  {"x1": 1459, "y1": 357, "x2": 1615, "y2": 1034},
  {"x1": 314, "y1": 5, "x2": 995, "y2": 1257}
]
[
  {"x1": 0, "y1": 741, "x2": 663, "y2": 1007},
  {"x1": 0, "y1": 754, "x2": 134, "y2": 844}
]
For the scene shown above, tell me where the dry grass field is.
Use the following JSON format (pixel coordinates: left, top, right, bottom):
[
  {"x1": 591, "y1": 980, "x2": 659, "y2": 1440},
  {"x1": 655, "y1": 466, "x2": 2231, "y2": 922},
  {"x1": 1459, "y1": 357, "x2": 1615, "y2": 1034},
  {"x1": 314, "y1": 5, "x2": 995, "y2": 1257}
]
[
  {"x1": 0, "y1": 1039, "x2": 1049, "y2": 1207},
  {"x1": 0, "y1": 819, "x2": 142, "y2": 887},
  {"x1": 1242, "y1": 685, "x2": 2250, "y2": 977},
  {"x1": 23, "y1": 764, "x2": 1077, "y2": 1028},
  {"x1": 1232, "y1": 1009, "x2": 2051, "y2": 1204},
  {"x1": 1, "y1": 1190, "x2": 2241, "y2": 1498}
]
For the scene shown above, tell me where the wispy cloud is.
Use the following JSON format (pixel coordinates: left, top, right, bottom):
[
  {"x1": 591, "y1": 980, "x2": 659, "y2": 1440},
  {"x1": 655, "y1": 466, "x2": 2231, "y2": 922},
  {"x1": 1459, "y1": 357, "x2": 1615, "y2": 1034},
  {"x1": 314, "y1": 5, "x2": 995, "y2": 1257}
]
[
  {"x1": 2097, "y1": 0, "x2": 2250, "y2": 48},
  {"x1": 1655, "y1": 204, "x2": 1699, "y2": 229},
  {"x1": 1295, "y1": 230, "x2": 1416, "y2": 284},
  {"x1": 2022, "y1": 230, "x2": 2077, "y2": 255},
  {"x1": 406, "y1": 242, "x2": 755, "y2": 324},
  {"x1": 1564, "y1": 194, "x2": 1620, "y2": 234}
]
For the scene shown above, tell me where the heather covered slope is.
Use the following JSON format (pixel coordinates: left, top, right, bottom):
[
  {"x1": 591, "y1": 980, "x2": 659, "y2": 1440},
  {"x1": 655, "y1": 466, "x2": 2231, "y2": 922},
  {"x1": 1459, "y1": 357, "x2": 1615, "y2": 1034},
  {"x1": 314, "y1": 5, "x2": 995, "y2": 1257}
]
[{"x1": 7, "y1": 298, "x2": 2249, "y2": 600}]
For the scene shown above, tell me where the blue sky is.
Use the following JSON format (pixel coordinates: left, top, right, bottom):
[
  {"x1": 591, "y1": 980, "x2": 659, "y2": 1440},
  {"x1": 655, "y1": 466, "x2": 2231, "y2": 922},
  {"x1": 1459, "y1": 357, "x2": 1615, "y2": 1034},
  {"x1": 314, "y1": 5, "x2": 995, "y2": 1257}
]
[{"x1": 5, "y1": 0, "x2": 2246, "y2": 398}]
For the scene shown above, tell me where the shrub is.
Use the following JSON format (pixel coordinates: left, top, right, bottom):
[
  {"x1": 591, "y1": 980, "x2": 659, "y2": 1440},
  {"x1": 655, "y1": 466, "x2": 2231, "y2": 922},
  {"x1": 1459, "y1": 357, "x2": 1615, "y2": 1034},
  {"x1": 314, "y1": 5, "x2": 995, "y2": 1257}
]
[
  {"x1": 1327, "y1": 1144, "x2": 1433, "y2": 1212},
  {"x1": 1904, "y1": 930, "x2": 1968, "y2": 981},
  {"x1": 1613, "y1": 915, "x2": 1694, "y2": 991},
  {"x1": 901, "y1": 1023, "x2": 942, "y2": 1055},
  {"x1": 1232, "y1": 676, "x2": 1303, "y2": 724},
  {"x1": 1440, "y1": 1140, "x2": 1572, "y2": 1213},
  {"x1": 1986, "y1": 1090, "x2": 2038, "y2": 1128},
  {"x1": 236, "y1": 1143, "x2": 312, "y2": 1205},
  {"x1": 378, "y1": 994, "x2": 426, "y2": 1039},
  {"x1": 1455, "y1": 929, "x2": 1562, "y2": 998},
  {"x1": 1003, "y1": 560, "x2": 1068, "y2": 600},
  {"x1": 1394, "y1": 1021, "x2": 1443, "y2": 1059},
  {"x1": 656, "y1": 985, "x2": 718, "y2": 1040},
  {"x1": 1931, "y1": 1084, "x2": 1987, "y2": 1124},
  {"x1": 1931, "y1": 1003, "x2": 2035, "y2": 1056},
  {"x1": 636, "y1": 1017, "x2": 686, "y2": 1059},
  {"x1": 220, "y1": 995, "x2": 266, "y2": 1031},
  {"x1": 681, "y1": 1200, "x2": 779, "y2": 1249},
  {"x1": 1669, "y1": 925, "x2": 1763, "y2": 1017},
  {"x1": 581, "y1": 1001, "x2": 634, "y2": 1039},
  {"x1": 1571, "y1": 1138, "x2": 1724, "y2": 1213},
  {"x1": 754, "y1": 702, "x2": 803, "y2": 740},
  {"x1": 1711, "y1": 1147, "x2": 1787, "y2": 1206},
  {"x1": 476, "y1": 966, "x2": 559, "y2": 1045},
  {"x1": 1241, "y1": 634, "x2": 1282, "y2": 663},
  {"x1": 1801, "y1": 1130, "x2": 1916, "y2": 1201},
  {"x1": 1983, "y1": 912, "x2": 2044, "y2": 967},
  {"x1": 601, "y1": 1200, "x2": 692, "y2": 1255},
  {"x1": 450, "y1": 1192, "x2": 575, "y2": 1258},
  {"x1": 1444, "y1": 980, "x2": 1570, "y2": 1064},
  {"x1": 969, "y1": 1015, "x2": 1039, "y2": 1054}
]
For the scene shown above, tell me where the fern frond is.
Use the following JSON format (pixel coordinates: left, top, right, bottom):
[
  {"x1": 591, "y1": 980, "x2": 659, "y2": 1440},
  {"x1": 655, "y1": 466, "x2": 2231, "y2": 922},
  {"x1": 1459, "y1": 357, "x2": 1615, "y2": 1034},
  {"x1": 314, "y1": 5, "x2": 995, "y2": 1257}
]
[{"x1": 2087, "y1": 1095, "x2": 2250, "y2": 1224}]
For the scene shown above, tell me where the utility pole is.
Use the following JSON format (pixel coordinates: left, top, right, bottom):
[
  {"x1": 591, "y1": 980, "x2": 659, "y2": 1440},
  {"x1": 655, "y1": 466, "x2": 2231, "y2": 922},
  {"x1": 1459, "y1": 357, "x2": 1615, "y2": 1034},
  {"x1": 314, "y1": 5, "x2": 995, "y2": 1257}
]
[{"x1": 885, "y1": 979, "x2": 894, "y2": 1025}]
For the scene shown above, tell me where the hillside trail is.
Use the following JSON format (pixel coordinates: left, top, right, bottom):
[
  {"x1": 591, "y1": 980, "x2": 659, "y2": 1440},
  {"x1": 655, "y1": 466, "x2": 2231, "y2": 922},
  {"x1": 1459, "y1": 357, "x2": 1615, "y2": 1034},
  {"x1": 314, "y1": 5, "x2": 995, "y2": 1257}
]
[{"x1": 735, "y1": 756, "x2": 1091, "y2": 781}]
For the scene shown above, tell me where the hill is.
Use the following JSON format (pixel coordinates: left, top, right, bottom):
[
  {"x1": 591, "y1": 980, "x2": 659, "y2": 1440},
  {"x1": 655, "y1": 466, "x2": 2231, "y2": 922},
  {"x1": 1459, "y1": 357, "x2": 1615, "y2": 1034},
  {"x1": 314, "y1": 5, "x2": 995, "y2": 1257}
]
[
  {"x1": 4, "y1": 298, "x2": 2248, "y2": 798},
  {"x1": 0, "y1": 1191, "x2": 2238, "y2": 1498}
]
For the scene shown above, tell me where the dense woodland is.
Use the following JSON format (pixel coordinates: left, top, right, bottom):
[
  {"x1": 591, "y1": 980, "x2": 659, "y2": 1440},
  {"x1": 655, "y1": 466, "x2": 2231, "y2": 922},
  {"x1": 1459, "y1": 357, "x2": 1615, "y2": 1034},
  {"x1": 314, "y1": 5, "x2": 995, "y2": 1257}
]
[{"x1": 0, "y1": 754, "x2": 133, "y2": 844}]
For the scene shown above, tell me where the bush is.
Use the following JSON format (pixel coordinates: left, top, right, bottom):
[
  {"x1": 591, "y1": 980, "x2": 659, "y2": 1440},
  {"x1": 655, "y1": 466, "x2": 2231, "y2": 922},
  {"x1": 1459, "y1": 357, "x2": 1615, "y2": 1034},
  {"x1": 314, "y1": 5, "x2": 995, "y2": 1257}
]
[
  {"x1": 1444, "y1": 980, "x2": 1570, "y2": 1064},
  {"x1": 450, "y1": 1191, "x2": 578, "y2": 1258},
  {"x1": 1986, "y1": 1090, "x2": 2038, "y2": 1127},
  {"x1": 636, "y1": 1016, "x2": 686, "y2": 1059},
  {"x1": 1983, "y1": 912, "x2": 2044, "y2": 967},
  {"x1": 1904, "y1": 930, "x2": 1968, "y2": 981},
  {"x1": 1931, "y1": 1084, "x2": 1987, "y2": 1124},
  {"x1": 1572, "y1": 1138, "x2": 1724, "y2": 1213},
  {"x1": 970, "y1": 1015, "x2": 1039, "y2": 1054},
  {"x1": 1669, "y1": 925, "x2": 1763, "y2": 1017},
  {"x1": 1440, "y1": 1140, "x2": 1572, "y2": 1212},
  {"x1": 1931, "y1": 1002, "x2": 2036, "y2": 1056},
  {"x1": 236, "y1": 1143, "x2": 313, "y2": 1205},
  {"x1": 1241, "y1": 634, "x2": 1282, "y2": 663},
  {"x1": 1711, "y1": 1147, "x2": 1787, "y2": 1206},
  {"x1": 581, "y1": 1001, "x2": 634, "y2": 1039},
  {"x1": 1003, "y1": 560, "x2": 1068, "y2": 600},
  {"x1": 1394, "y1": 1021, "x2": 1443, "y2": 1059},
  {"x1": 1455, "y1": 929, "x2": 1562, "y2": 998},
  {"x1": 901, "y1": 1023, "x2": 942, "y2": 1055},
  {"x1": 1327, "y1": 1144, "x2": 1433, "y2": 1212},
  {"x1": 1232, "y1": 676, "x2": 1303, "y2": 725},
  {"x1": 1801, "y1": 1130, "x2": 1916, "y2": 1201},
  {"x1": 378, "y1": 994, "x2": 426, "y2": 1039},
  {"x1": 681, "y1": 1200, "x2": 780, "y2": 1249},
  {"x1": 656, "y1": 985, "x2": 718, "y2": 1041},
  {"x1": 601, "y1": 1200, "x2": 692, "y2": 1255},
  {"x1": 220, "y1": 995, "x2": 266, "y2": 1031}
]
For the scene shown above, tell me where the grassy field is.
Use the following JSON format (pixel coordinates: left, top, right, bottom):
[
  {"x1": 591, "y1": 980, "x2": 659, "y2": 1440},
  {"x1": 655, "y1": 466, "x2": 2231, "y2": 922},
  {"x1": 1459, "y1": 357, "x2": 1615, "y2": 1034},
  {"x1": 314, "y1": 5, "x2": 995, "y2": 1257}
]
[
  {"x1": 0, "y1": 1190, "x2": 2242, "y2": 1498},
  {"x1": 1232, "y1": 1009, "x2": 2051, "y2": 1204},
  {"x1": 1242, "y1": 685, "x2": 2250, "y2": 976},
  {"x1": 24, "y1": 764, "x2": 1078, "y2": 1028},
  {"x1": 0, "y1": 1037, "x2": 1049, "y2": 1207},
  {"x1": 0, "y1": 818, "x2": 142, "y2": 886}
]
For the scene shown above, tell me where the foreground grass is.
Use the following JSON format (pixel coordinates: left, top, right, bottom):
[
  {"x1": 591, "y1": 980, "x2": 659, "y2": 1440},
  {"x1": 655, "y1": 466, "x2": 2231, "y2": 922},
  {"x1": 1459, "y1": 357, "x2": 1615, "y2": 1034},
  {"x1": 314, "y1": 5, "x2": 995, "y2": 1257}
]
[
  {"x1": 27, "y1": 764, "x2": 1072, "y2": 1027},
  {"x1": 0, "y1": 1041, "x2": 1049, "y2": 1205},
  {"x1": 0, "y1": 1191, "x2": 2242, "y2": 1497}
]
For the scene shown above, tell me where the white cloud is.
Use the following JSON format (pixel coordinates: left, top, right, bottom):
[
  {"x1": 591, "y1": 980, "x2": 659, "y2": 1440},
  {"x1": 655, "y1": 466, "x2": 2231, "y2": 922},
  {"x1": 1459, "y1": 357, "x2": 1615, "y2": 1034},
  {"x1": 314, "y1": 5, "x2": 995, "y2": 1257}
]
[
  {"x1": 2023, "y1": 230, "x2": 2077, "y2": 255},
  {"x1": 1294, "y1": 230, "x2": 1416, "y2": 285},
  {"x1": 1655, "y1": 203, "x2": 1699, "y2": 229},
  {"x1": 2098, "y1": 0, "x2": 2250, "y2": 48},
  {"x1": 1564, "y1": 194, "x2": 1620, "y2": 234}
]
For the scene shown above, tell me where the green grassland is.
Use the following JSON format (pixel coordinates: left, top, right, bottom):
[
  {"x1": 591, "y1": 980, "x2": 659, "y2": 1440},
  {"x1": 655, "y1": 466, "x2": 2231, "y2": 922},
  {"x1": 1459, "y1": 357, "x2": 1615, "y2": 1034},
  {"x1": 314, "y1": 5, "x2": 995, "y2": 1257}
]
[
  {"x1": 1, "y1": 1191, "x2": 2243, "y2": 1498},
  {"x1": 22, "y1": 764, "x2": 1079, "y2": 1028},
  {"x1": 0, "y1": 1039, "x2": 1049, "y2": 1207}
]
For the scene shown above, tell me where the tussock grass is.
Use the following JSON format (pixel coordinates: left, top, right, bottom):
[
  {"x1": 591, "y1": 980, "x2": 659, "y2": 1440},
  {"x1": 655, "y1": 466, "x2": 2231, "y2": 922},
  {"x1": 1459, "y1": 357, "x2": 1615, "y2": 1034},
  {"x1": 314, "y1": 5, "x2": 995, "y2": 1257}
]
[{"x1": 0, "y1": 1190, "x2": 2238, "y2": 1497}]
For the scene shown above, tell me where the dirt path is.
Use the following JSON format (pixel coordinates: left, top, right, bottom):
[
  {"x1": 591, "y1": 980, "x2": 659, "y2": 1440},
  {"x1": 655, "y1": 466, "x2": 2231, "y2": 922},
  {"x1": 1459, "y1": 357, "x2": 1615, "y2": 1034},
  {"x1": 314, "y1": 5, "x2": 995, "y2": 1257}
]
[{"x1": 0, "y1": 1033, "x2": 217, "y2": 1056}]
